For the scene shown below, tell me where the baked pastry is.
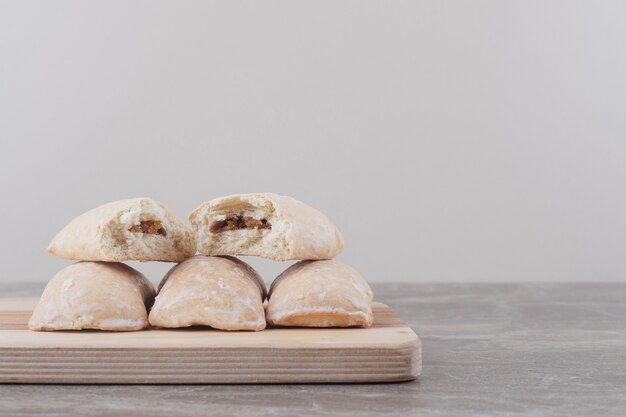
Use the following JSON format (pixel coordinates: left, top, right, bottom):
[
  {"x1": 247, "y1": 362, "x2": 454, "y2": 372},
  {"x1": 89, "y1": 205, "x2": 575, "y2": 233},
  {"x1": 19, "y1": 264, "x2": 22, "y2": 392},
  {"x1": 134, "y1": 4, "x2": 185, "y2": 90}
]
[
  {"x1": 188, "y1": 193, "x2": 344, "y2": 261},
  {"x1": 29, "y1": 261, "x2": 155, "y2": 331},
  {"x1": 149, "y1": 256, "x2": 267, "y2": 331},
  {"x1": 47, "y1": 198, "x2": 195, "y2": 262},
  {"x1": 266, "y1": 260, "x2": 374, "y2": 328}
]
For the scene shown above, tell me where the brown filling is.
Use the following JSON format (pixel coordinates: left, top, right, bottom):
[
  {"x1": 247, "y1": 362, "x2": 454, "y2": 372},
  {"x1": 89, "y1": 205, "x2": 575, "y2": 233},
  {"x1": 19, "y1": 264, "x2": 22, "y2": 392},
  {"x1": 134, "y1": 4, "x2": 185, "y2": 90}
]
[
  {"x1": 128, "y1": 220, "x2": 167, "y2": 236},
  {"x1": 210, "y1": 216, "x2": 271, "y2": 233}
]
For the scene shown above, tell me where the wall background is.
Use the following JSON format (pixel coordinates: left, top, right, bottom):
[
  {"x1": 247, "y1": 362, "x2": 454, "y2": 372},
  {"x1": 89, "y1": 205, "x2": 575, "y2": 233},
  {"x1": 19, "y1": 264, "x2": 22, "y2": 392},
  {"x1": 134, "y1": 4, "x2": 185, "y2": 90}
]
[{"x1": 1, "y1": 1, "x2": 625, "y2": 285}]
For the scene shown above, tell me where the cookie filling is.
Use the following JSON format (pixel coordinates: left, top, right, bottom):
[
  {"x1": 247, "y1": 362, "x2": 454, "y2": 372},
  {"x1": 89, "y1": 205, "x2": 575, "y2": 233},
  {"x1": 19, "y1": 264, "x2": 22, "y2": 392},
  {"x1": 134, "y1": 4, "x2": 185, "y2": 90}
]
[
  {"x1": 210, "y1": 216, "x2": 271, "y2": 233},
  {"x1": 129, "y1": 220, "x2": 167, "y2": 236}
]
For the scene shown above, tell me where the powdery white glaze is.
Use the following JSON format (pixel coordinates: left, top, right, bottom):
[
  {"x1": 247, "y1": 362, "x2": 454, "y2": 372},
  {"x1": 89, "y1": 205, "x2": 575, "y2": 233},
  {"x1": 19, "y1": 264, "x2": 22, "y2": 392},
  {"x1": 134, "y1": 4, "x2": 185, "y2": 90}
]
[
  {"x1": 149, "y1": 256, "x2": 266, "y2": 331},
  {"x1": 266, "y1": 260, "x2": 374, "y2": 328},
  {"x1": 29, "y1": 261, "x2": 155, "y2": 332}
]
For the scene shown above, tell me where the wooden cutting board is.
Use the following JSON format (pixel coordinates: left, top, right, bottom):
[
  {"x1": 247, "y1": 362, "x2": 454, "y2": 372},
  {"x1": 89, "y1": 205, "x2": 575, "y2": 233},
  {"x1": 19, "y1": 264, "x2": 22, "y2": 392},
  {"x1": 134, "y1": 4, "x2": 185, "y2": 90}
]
[{"x1": 0, "y1": 298, "x2": 421, "y2": 384}]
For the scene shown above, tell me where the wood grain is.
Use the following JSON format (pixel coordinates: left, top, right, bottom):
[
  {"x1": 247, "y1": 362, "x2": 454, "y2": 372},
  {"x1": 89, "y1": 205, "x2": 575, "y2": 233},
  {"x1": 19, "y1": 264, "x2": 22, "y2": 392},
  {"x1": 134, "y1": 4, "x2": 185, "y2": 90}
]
[{"x1": 0, "y1": 299, "x2": 421, "y2": 384}]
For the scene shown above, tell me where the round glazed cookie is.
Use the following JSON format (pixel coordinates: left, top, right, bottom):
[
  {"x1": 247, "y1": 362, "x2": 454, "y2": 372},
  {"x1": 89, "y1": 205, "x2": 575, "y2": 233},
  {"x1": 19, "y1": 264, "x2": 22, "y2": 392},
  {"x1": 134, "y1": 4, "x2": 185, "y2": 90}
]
[
  {"x1": 266, "y1": 260, "x2": 374, "y2": 328},
  {"x1": 149, "y1": 256, "x2": 267, "y2": 331},
  {"x1": 188, "y1": 193, "x2": 344, "y2": 261},
  {"x1": 29, "y1": 261, "x2": 155, "y2": 331}
]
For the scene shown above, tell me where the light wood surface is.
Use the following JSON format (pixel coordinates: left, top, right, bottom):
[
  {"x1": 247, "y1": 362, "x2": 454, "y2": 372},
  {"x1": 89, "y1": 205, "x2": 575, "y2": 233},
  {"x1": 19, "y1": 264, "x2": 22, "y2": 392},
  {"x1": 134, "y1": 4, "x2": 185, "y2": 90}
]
[
  {"x1": 2, "y1": 283, "x2": 625, "y2": 417},
  {"x1": 0, "y1": 298, "x2": 421, "y2": 384}
]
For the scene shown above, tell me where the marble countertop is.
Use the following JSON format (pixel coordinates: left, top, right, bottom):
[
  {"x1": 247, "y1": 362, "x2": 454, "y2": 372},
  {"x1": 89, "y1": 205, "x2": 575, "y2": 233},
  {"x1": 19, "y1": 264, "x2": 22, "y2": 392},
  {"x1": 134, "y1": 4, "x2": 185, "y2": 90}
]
[{"x1": 1, "y1": 282, "x2": 625, "y2": 416}]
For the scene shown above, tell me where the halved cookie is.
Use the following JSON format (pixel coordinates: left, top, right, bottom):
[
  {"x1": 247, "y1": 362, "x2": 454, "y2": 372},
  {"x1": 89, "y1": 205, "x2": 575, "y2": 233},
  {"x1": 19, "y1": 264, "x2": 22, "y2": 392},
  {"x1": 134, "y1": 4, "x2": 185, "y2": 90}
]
[
  {"x1": 29, "y1": 261, "x2": 155, "y2": 331},
  {"x1": 266, "y1": 260, "x2": 374, "y2": 328},
  {"x1": 188, "y1": 193, "x2": 344, "y2": 261},
  {"x1": 47, "y1": 198, "x2": 195, "y2": 262},
  {"x1": 149, "y1": 256, "x2": 267, "y2": 331}
]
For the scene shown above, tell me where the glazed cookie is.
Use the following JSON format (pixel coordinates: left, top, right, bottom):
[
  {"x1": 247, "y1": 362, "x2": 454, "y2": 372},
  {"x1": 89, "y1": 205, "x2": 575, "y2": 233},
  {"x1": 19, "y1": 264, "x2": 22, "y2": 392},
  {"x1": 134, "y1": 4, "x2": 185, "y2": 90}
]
[
  {"x1": 47, "y1": 198, "x2": 195, "y2": 262},
  {"x1": 266, "y1": 260, "x2": 374, "y2": 328},
  {"x1": 188, "y1": 193, "x2": 344, "y2": 261},
  {"x1": 29, "y1": 261, "x2": 155, "y2": 331},
  {"x1": 149, "y1": 256, "x2": 267, "y2": 331}
]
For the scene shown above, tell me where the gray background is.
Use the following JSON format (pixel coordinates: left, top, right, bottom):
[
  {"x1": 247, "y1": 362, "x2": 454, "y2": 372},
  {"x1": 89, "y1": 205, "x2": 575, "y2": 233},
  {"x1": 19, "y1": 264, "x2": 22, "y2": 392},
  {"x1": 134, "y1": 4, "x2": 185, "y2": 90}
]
[{"x1": 1, "y1": 1, "x2": 625, "y2": 285}]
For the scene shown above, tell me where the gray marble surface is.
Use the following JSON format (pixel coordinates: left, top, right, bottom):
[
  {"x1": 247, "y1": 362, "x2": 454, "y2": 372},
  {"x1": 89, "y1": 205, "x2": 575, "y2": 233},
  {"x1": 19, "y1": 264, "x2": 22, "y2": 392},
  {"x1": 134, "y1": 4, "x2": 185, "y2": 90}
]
[{"x1": 1, "y1": 282, "x2": 625, "y2": 417}]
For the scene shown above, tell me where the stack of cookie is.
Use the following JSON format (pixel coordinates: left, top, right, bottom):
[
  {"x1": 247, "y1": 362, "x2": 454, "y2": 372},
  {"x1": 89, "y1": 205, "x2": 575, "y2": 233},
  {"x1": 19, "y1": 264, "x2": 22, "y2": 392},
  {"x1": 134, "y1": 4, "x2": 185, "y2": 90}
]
[
  {"x1": 29, "y1": 198, "x2": 195, "y2": 331},
  {"x1": 29, "y1": 193, "x2": 374, "y2": 332}
]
